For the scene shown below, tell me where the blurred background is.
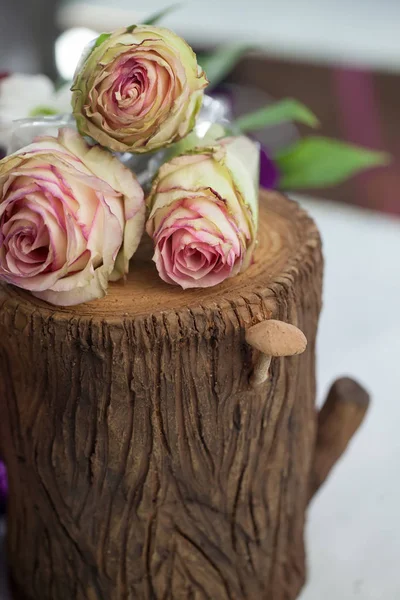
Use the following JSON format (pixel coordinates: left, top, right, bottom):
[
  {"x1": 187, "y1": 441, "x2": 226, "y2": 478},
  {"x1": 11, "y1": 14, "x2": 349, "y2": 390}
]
[{"x1": 1, "y1": 0, "x2": 400, "y2": 213}]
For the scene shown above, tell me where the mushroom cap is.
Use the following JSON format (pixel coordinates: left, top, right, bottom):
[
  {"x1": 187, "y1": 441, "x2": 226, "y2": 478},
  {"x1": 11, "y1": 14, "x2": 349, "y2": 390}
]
[{"x1": 245, "y1": 319, "x2": 307, "y2": 357}]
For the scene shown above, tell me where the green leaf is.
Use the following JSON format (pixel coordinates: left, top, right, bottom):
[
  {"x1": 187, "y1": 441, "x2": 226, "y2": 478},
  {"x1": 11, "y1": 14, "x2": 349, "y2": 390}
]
[
  {"x1": 234, "y1": 98, "x2": 319, "y2": 133},
  {"x1": 29, "y1": 106, "x2": 59, "y2": 117},
  {"x1": 275, "y1": 136, "x2": 390, "y2": 189},
  {"x1": 198, "y1": 44, "x2": 251, "y2": 89},
  {"x1": 144, "y1": 4, "x2": 182, "y2": 25},
  {"x1": 126, "y1": 25, "x2": 136, "y2": 33},
  {"x1": 92, "y1": 32, "x2": 111, "y2": 49}
]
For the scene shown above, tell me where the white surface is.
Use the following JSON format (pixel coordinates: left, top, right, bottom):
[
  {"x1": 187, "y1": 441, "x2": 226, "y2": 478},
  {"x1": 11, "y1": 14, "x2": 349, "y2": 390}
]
[
  {"x1": 58, "y1": 0, "x2": 400, "y2": 72},
  {"x1": 298, "y1": 198, "x2": 400, "y2": 600},
  {"x1": 1, "y1": 197, "x2": 400, "y2": 598}
]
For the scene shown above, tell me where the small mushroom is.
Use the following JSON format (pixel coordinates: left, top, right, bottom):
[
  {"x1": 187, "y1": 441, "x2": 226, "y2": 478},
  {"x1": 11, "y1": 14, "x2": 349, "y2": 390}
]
[{"x1": 245, "y1": 320, "x2": 307, "y2": 387}]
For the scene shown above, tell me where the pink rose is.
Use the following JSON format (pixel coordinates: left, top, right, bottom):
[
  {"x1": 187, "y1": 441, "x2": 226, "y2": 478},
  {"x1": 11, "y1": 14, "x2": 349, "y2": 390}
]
[
  {"x1": 146, "y1": 136, "x2": 259, "y2": 289},
  {"x1": 72, "y1": 25, "x2": 208, "y2": 153},
  {"x1": 0, "y1": 128, "x2": 145, "y2": 305}
]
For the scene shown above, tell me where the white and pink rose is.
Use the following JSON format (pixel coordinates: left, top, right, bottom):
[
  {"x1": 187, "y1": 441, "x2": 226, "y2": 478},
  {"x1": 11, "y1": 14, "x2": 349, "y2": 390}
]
[
  {"x1": 72, "y1": 25, "x2": 208, "y2": 154},
  {"x1": 146, "y1": 136, "x2": 259, "y2": 289},
  {"x1": 0, "y1": 128, "x2": 145, "y2": 305}
]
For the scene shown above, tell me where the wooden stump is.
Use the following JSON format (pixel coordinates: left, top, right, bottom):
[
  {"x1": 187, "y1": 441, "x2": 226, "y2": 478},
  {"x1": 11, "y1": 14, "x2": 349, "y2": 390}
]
[{"x1": 0, "y1": 191, "x2": 369, "y2": 600}]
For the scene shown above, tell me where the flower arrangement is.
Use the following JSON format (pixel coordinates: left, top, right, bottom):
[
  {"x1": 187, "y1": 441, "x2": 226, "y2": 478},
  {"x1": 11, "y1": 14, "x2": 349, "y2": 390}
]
[{"x1": 0, "y1": 8, "x2": 389, "y2": 309}]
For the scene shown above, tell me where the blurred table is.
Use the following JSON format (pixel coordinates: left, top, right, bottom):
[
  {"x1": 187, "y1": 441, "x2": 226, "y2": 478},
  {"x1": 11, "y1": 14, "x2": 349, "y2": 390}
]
[
  {"x1": 298, "y1": 197, "x2": 400, "y2": 599},
  {"x1": 1, "y1": 196, "x2": 400, "y2": 599},
  {"x1": 59, "y1": 0, "x2": 400, "y2": 71}
]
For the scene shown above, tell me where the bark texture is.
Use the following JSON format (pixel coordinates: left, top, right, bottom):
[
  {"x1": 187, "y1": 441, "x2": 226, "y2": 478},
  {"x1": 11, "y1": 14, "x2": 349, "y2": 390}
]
[
  {"x1": 0, "y1": 191, "x2": 324, "y2": 600},
  {"x1": 309, "y1": 377, "x2": 370, "y2": 499}
]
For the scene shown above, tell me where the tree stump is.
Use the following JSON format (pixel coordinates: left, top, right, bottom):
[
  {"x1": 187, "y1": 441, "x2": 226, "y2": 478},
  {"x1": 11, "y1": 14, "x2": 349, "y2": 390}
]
[{"x1": 0, "y1": 190, "x2": 369, "y2": 600}]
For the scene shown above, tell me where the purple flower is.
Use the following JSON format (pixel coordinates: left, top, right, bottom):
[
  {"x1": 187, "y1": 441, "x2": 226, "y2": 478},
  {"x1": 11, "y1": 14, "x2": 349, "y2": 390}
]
[
  {"x1": 259, "y1": 145, "x2": 280, "y2": 189},
  {"x1": 0, "y1": 461, "x2": 7, "y2": 515}
]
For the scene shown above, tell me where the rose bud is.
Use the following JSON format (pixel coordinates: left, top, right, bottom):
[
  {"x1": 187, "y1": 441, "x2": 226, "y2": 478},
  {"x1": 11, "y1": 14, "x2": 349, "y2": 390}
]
[
  {"x1": 0, "y1": 128, "x2": 145, "y2": 306},
  {"x1": 71, "y1": 25, "x2": 208, "y2": 154},
  {"x1": 146, "y1": 136, "x2": 259, "y2": 289}
]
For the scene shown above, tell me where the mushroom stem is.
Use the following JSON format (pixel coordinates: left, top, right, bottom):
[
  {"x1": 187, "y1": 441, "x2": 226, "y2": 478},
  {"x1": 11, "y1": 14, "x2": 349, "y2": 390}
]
[{"x1": 250, "y1": 354, "x2": 272, "y2": 386}]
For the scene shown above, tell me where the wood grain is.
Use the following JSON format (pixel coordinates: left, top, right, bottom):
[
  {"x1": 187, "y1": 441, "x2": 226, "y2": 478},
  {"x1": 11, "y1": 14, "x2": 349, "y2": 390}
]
[{"x1": 0, "y1": 190, "x2": 323, "y2": 600}]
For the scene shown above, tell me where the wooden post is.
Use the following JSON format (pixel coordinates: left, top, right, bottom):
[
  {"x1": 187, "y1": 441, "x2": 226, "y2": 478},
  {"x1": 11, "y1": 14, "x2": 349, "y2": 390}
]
[{"x1": 0, "y1": 191, "x2": 369, "y2": 600}]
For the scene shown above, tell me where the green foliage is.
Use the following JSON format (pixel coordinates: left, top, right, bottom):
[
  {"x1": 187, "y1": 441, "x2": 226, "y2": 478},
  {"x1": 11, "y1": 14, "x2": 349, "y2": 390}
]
[
  {"x1": 234, "y1": 98, "x2": 319, "y2": 132},
  {"x1": 29, "y1": 106, "x2": 59, "y2": 117},
  {"x1": 144, "y1": 4, "x2": 182, "y2": 25},
  {"x1": 276, "y1": 136, "x2": 390, "y2": 189},
  {"x1": 199, "y1": 44, "x2": 251, "y2": 89}
]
